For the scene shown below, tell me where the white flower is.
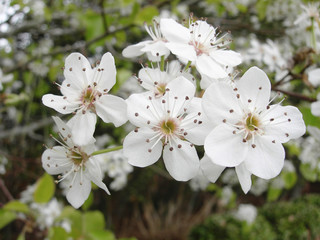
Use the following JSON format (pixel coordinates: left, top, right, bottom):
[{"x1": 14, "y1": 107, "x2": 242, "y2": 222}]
[
  {"x1": 189, "y1": 170, "x2": 210, "y2": 191},
  {"x1": 123, "y1": 77, "x2": 211, "y2": 181},
  {"x1": 122, "y1": 19, "x2": 170, "y2": 61},
  {"x1": 160, "y1": 18, "x2": 242, "y2": 79},
  {"x1": 135, "y1": 60, "x2": 195, "y2": 96},
  {"x1": 311, "y1": 93, "x2": 320, "y2": 116},
  {"x1": 294, "y1": 3, "x2": 320, "y2": 25},
  {"x1": 308, "y1": 68, "x2": 320, "y2": 87},
  {"x1": 233, "y1": 204, "x2": 257, "y2": 225},
  {"x1": 42, "y1": 52, "x2": 127, "y2": 146},
  {"x1": 0, "y1": 68, "x2": 13, "y2": 91},
  {"x1": 42, "y1": 116, "x2": 110, "y2": 209},
  {"x1": 201, "y1": 66, "x2": 306, "y2": 193},
  {"x1": 300, "y1": 126, "x2": 320, "y2": 169}
]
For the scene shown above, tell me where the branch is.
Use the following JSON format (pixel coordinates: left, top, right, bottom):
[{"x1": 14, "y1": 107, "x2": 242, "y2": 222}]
[
  {"x1": 0, "y1": 178, "x2": 14, "y2": 201},
  {"x1": 272, "y1": 87, "x2": 317, "y2": 102}
]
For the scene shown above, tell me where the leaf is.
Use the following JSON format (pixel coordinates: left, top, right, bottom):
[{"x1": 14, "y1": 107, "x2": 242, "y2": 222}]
[
  {"x1": 0, "y1": 209, "x2": 16, "y2": 229},
  {"x1": 88, "y1": 230, "x2": 116, "y2": 240},
  {"x1": 267, "y1": 187, "x2": 282, "y2": 202},
  {"x1": 81, "y1": 192, "x2": 94, "y2": 211},
  {"x1": 281, "y1": 172, "x2": 297, "y2": 189},
  {"x1": 48, "y1": 226, "x2": 69, "y2": 240},
  {"x1": 134, "y1": 6, "x2": 159, "y2": 25},
  {"x1": 83, "y1": 211, "x2": 105, "y2": 232},
  {"x1": 300, "y1": 163, "x2": 318, "y2": 182},
  {"x1": 33, "y1": 173, "x2": 55, "y2": 203},
  {"x1": 299, "y1": 106, "x2": 320, "y2": 127},
  {"x1": 3, "y1": 200, "x2": 30, "y2": 214}
]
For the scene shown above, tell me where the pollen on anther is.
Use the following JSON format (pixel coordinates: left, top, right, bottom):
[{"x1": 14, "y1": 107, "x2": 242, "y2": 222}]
[
  {"x1": 284, "y1": 112, "x2": 287, "y2": 116},
  {"x1": 178, "y1": 144, "x2": 182, "y2": 148},
  {"x1": 184, "y1": 132, "x2": 188, "y2": 136},
  {"x1": 272, "y1": 140, "x2": 276, "y2": 143},
  {"x1": 248, "y1": 99, "x2": 252, "y2": 103},
  {"x1": 222, "y1": 119, "x2": 227, "y2": 123},
  {"x1": 148, "y1": 149, "x2": 152, "y2": 153},
  {"x1": 242, "y1": 139, "x2": 247, "y2": 143},
  {"x1": 233, "y1": 88, "x2": 238, "y2": 91},
  {"x1": 169, "y1": 147, "x2": 174, "y2": 151},
  {"x1": 259, "y1": 87, "x2": 262, "y2": 90},
  {"x1": 185, "y1": 96, "x2": 189, "y2": 100},
  {"x1": 67, "y1": 84, "x2": 71, "y2": 87},
  {"x1": 270, "y1": 118, "x2": 274, "y2": 121},
  {"x1": 229, "y1": 109, "x2": 234, "y2": 113},
  {"x1": 252, "y1": 144, "x2": 256, "y2": 148},
  {"x1": 285, "y1": 133, "x2": 289, "y2": 137},
  {"x1": 69, "y1": 67, "x2": 72, "y2": 71},
  {"x1": 194, "y1": 119, "x2": 197, "y2": 123},
  {"x1": 146, "y1": 139, "x2": 150, "y2": 143},
  {"x1": 134, "y1": 128, "x2": 139, "y2": 133},
  {"x1": 147, "y1": 120, "x2": 151, "y2": 124},
  {"x1": 232, "y1": 130, "x2": 236, "y2": 134},
  {"x1": 198, "y1": 121, "x2": 202, "y2": 124},
  {"x1": 236, "y1": 94, "x2": 240, "y2": 99},
  {"x1": 82, "y1": 68, "x2": 86, "y2": 71},
  {"x1": 288, "y1": 118, "x2": 291, "y2": 122},
  {"x1": 162, "y1": 100, "x2": 166, "y2": 103},
  {"x1": 135, "y1": 113, "x2": 139, "y2": 117}
]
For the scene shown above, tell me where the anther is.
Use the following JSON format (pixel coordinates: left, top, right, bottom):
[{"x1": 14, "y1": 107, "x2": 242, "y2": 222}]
[
  {"x1": 285, "y1": 133, "x2": 289, "y2": 137},
  {"x1": 272, "y1": 140, "x2": 276, "y2": 143},
  {"x1": 236, "y1": 94, "x2": 240, "y2": 98},
  {"x1": 222, "y1": 119, "x2": 227, "y2": 123},
  {"x1": 185, "y1": 96, "x2": 189, "y2": 100},
  {"x1": 169, "y1": 147, "x2": 173, "y2": 151},
  {"x1": 242, "y1": 139, "x2": 247, "y2": 143},
  {"x1": 69, "y1": 67, "x2": 72, "y2": 71},
  {"x1": 248, "y1": 99, "x2": 252, "y2": 103},
  {"x1": 135, "y1": 113, "x2": 139, "y2": 117},
  {"x1": 134, "y1": 128, "x2": 139, "y2": 133},
  {"x1": 288, "y1": 119, "x2": 291, "y2": 122},
  {"x1": 270, "y1": 118, "x2": 274, "y2": 121},
  {"x1": 229, "y1": 109, "x2": 234, "y2": 113},
  {"x1": 251, "y1": 144, "x2": 256, "y2": 148},
  {"x1": 82, "y1": 68, "x2": 86, "y2": 71},
  {"x1": 178, "y1": 144, "x2": 182, "y2": 148}
]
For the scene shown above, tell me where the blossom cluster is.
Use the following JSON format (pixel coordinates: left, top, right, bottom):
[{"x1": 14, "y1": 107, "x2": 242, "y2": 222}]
[{"x1": 42, "y1": 16, "x2": 306, "y2": 208}]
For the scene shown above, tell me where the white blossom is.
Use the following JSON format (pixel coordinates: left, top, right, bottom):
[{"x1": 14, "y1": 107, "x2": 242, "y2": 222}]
[
  {"x1": 233, "y1": 204, "x2": 257, "y2": 225},
  {"x1": 201, "y1": 66, "x2": 305, "y2": 193},
  {"x1": 42, "y1": 116, "x2": 110, "y2": 208},
  {"x1": 42, "y1": 52, "x2": 127, "y2": 146},
  {"x1": 160, "y1": 17, "x2": 242, "y2": 79}
]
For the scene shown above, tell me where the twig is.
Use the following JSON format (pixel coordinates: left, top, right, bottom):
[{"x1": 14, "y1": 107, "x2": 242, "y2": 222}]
[
  {"x1": 272, "y1": 87, "x2": 317, "y2": 102},
  {"x1": 0, "y1": 178, "x2": 14, "y2": 201}
]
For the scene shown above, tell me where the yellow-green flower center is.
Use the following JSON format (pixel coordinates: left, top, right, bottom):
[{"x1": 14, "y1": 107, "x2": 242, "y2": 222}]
[
  {"x1": 246, "y1": 114, "x2": 260, "y2": 131},
  {"x1": 70, "y1": 150, "x2": 89, "y2": 166},
  {"x1": 160, "y1": 119, "x2": 177, "y2": 135}
]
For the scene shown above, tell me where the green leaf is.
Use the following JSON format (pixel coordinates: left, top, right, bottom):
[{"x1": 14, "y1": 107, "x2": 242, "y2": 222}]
[
  {"x1": 281, "y1": 172, "x2": 297, "y2": 189},
  {"x1": 267, "y1": 187, "x2": 282, "y2": 201},
  {"x1": 256, "y1": 0, "x2": 269, "y2": 20},
  {"x1": 0, "y1": 209, "x2": 16, "y2": 229},
  {"x1": 81, "y1": 192, "x2": 94, "y2": 211},
  {"x1": 134, "y1": 6, "x2": 159, "y2": 25},
  {"x1": 48, "y1": 226, "x2": 69, "y2": 240},
  {"x1": 88, "y1": 230, "x2": 115, "y2": 240},
  {"x1": 300, "y1": 163, "x2": 318, "y2": 182},
  {"x1": 83, "y1": 211, "x2": 105, "y2": 232},
  {"x1": 33, "y1": 173, "x2": 55, "y2": 203},
  {"x1": 300, "y1": 106, "x2": 320, "y2": 127},
  {"x1": 4, "y1": 200, "x2": 30, "y2": 214}
]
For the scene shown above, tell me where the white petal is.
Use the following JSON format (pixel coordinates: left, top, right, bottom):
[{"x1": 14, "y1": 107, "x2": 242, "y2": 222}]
[
  {"x1": 200, "y1": 154, "x2": 225, "y2": 182},
  {"x1": 165, "y1": 42, "x2": 197, "y2": 61},
  {"x1": 311, "y1": 98, "x2": 320, "y2": 116},
  {"x1": 95, "y1": 95, "x2": 127, "y2": 127},
  {"x1": 52, "y1": 116, "x2": 74, "y2": 147},
  {"x1": 42, "y1": 94, "x2": 79, "y2": 114},
  {"x1": 204, "y1": 124, "x2": 248, "y2": 167},
  {"x1": 160, "y1": 18, "x2": 190, "y2": 44},
  {"x1": 122, "y1": 41, "x2": 150, "y2": 58},
  {"x1": 165, "y1": 76, "x2": 196, "y2": 117},
  {"x1": 86, "y1": 157, "x2": 110, "y2": 195},
  {"x1": 126, "y1": 92, "x2": 161, "y2": 127},
  {"x1": 209, "y1": 50, "x2": 242, "y2": 67},
  {"x1": 163, "y1": 138, "x2": 199, "y2": 181},
  {"x1": 64, "y1": 53, "x2": 94, "y2": 88},
  {"x1": 141, "y1": 41, "x2": 170, "y2": 58},
  {"x1": 42, "y1": 146, "x2": 71, "y2": 175},
  {"x1": 123, "y1": 128, "x2": 162, "y2": 167},
  {"x1": 235, "y1": 163, "x2": 252, "y2": 194},
  {"x1": 66, "y1": 175, "x2": 91, "y2": 209},
  {"x1": 236, "y1": 66, "x2": 271, "y2": 112},
  {"x1": 68, "y1": 112, "x2": 97, "y2": 146},
  {"x1": 202, "y1": 82, "x2": 242, "y2": 125},
  {"x1": 308, "y1": 126, "x2": 320, "y2": 142},
  {"x1": 95, "y1": 52, "x2": 117, "y2": 92},
  {"x1": 308, "y1": 68, "x2": 320, "y2": 87},
  {"x1": 196, "y1": 55, "x2": 227, "y2": 79},
  {"x1": 138, "y1": 67, "x2": 169, "y2": 91},
  {"x1": 181, "y1": 97, "x2": 213, "y2": 145},
  {"x1": 263, "y1": 105, "x2": 306, "y2": 143},
  {"x1": 244, "y1": 136, "x2": 285, "y2": 179}
]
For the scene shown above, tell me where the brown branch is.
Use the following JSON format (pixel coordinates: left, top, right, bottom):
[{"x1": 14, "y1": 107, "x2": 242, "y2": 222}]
[
  {"x1": 272, "y1": 87, "x2": 317, "y2": 102},
  {"x1": 0, "y1": 178, "x2": 14, "y2": 201}
]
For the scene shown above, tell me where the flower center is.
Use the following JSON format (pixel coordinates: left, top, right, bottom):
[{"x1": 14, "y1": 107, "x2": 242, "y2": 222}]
[
  {"x1": 245, "y1": 114, "x2": 260, "y2": 131},
  {"x1": 160, "y1": 118, "x2": 177, "y2": 135},
  {"x1": 189, "y1": 41, "x2": 207, "y2": 56},
  {"x1": 70, "y1": 149, "x2": 89, "y2": 166},
  {"x1": 155, "y1": 83, "x2": 167, "y2": 96},
  {"x1": 80, "y1": 86, "x2": 101, "y2": 110}
]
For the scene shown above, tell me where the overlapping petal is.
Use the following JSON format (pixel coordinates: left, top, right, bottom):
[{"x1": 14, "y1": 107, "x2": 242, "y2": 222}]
[
  {"x1": 235, "y1": 163, "x2": 252, "y2": 194},
  {"x1": 200, "y1": 154, "x2": 225, "y2": 183},
  {"x1": 160, "y1": 18, "x2": 190, "y2": 44},
  {"x1": 42, "y1": 94, "x2": 79, "y2": 114}
]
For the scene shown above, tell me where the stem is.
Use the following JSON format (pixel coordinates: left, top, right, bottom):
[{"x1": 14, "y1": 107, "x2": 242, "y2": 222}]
[
  {"x1": 160, "y1": 55, "x2": 165, "y2": 71},
  {"x1": 91, "y1": 146, "x2": 123, "y2": 156},
  {"x1": 184, "y1": 61, "x2": 192, "y2": 71},
  {"x1": 0, "y1": 178, "x2": 14, "y2": 201},
  {"x1": 311, "y1": 17, "x2": 317, "y2": 52}
]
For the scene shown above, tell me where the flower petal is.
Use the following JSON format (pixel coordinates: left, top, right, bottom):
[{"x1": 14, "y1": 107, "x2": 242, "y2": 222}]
[
  {"x1": 165, "y1": 42, "x2": 197, "y2": 61},
  {"x1": 42, "y1": 94, "x2": 79, "y2": 114},
  {"x1": 263, "y1": 105, "x2": 306, "y2": 143},
  {"x1": 123, "y1": 128, "x2": 162, "y2": 167},
  {"x1": 308, "y1": 68, "x2": 320, "y2": 87},
  {"x1": 141, "y1": 41, "x2": 170, "y2": 58},
  {"x1": 86, "y1": 157, "x2": 110, "y2": 195},
  {"x1": 64, "y1": 52, "x2": 94, "y2": 88},
  {"x1": 122, "y1": 41, "x2": 150, "y2": 58},
  {"x1": 42, "y1": 146, "x2": 71, "y2": 175},
  {"x1": 235, "y1": 163, "x2": 252, "y2": 194},
  {"x1": 209, "y1": 50, "x2": 242, "y2": 67},
  {"x1": 202, "y1": 82, "x2": 242, "y2": 125},
  {"x1": 311, "y1": 97, "x2": 320, "y2": 116},
  {"x1": 163, "y1": 138, "x2": 199, "y2": 181},
  {"x1": 52, "y1": 116, "x2": 74, "y2": 147},
  {"x1": 244, "y1": 135, "x2": 285, "y2": 179},
  {"x1": 200, "y1": 154, "x2": 225, "y2": 182},
  {"x1": 196, "y1": 55, "x2": 227, "y2": 79},
  {"x1": 95, "y1": 94, "x2": 127, "y2": 127},
  {"x1": 160, "y1": 18, "x2": 190, "y2": 44},
  {"x1": 68, "y1": 112, "x2": 97, "y2": 146},
  {"x1": 236, "y1": 66, "x2": 271, "y2": 112},
  {"x1": 95, "y1": 52, "x2": 117, "y2": 91},
  {"x1": 126, "y1": 92, "x2": 161, "y2": 127},
  {"x1": 66, "y1": 175, "x2": 91, "y2": 209},
  {"x1": 138, "y1": 67, "x2": 169, "y2": 92},
  {"x1": 204, "y1": 124, "x2": 248, "y2": 167}
]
